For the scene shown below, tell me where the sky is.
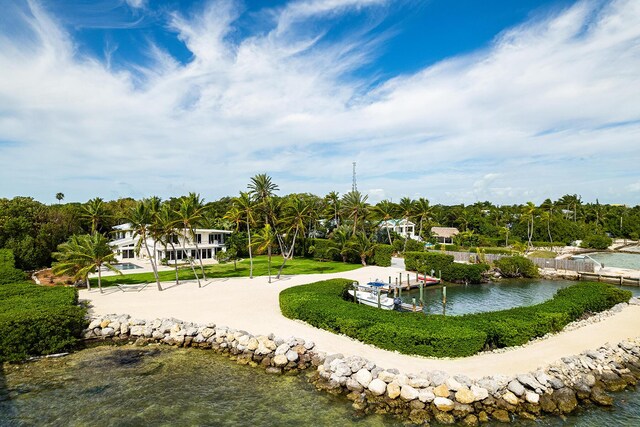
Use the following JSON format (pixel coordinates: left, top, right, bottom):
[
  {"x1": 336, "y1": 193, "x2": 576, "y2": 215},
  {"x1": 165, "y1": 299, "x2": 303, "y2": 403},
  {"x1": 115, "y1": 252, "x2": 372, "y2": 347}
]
[{"x1": 0, "y1": 0, "x2": 639, "y2": 205}]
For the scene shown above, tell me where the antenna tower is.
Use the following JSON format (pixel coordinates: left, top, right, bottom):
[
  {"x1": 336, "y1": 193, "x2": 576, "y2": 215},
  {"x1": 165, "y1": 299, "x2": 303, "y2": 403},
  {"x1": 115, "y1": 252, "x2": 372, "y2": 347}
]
[{"x1": 352, "y1": 162, "x2": 357, "y2": 192}]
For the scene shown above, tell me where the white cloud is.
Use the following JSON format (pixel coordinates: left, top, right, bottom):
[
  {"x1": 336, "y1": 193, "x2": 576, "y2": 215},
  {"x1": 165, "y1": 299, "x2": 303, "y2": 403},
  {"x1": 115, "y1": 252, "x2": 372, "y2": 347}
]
[{"x1": 0, "y1": 0, "x2": 639, "y2": 205}]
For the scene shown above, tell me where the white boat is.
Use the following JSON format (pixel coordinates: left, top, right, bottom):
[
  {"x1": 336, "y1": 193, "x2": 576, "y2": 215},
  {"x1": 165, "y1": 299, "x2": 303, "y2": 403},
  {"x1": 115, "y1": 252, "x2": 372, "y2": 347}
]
[{"x1": 348, "y1": 282, "x2": 395, "y2": 310}]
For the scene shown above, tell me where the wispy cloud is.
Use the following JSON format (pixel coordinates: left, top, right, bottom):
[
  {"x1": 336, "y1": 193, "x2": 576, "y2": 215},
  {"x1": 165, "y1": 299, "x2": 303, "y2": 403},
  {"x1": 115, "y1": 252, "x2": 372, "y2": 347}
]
[{"x1": 0, "y1": 0, "x2": 639, "y2": 205}]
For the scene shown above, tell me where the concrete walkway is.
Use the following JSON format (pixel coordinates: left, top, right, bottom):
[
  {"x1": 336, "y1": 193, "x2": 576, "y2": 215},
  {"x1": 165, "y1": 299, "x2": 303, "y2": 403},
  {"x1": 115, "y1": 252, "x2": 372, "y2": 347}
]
[{"x1": 81, "y1": 266, "x2": 640, "y2": 379}]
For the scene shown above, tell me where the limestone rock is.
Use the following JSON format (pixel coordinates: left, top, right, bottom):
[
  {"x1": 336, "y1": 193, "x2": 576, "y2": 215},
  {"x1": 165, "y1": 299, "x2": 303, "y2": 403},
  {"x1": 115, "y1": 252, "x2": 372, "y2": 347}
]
[
  {"x1": 502, "y1": 391, "x2": 519, "y2": 406},
  {"x1": 377, "y1": 370, "x2": 396, "y2": 383},
  {"x1": 386, "y1": 383, "x2": 401, "y2": 399},
  {"x1": 275, "y1": 343, "x2": 290, "y2": 356},
  {"x1": 434, "y1": 383, "x2": 450, "y2": 398},
  {"x1": 507, "y1": 380, "x2": 525, "y2": 396},
  {"x1": 408, "y1": 376, "x2": 430, "y2": 388},
  {"x1": 273, "y1": 354, "x2": 288, "y2": 367},
  {"x1": 553, "y1": 388, "x2": 578, "y2": 414},
  {"x1": 368, "y1": 378, "x2": 387, "y2": 396},
  {"x1": 517, "y1": 374, "x2": 543, "y2": 391},
  {"x1": 433, "y1": 397, "x2": 455, "y2": 412},
  {"x1": 492, "y1": 409, "x2": 511, "y2": 423},
  {"x1": 285, "y1": 350, "x2": 299, "y2": 362},
  {"x1": 461, "y1": 414, "x2": 479, "y2": 427},
  {"x1": 445, "y1": 377, "x2": 464, "y2": 391},
  {"x1": 353, "y1": 369, "x2": 373, "y2": 387},
  {"x1": 433, "y1": 410, "x2": 455, "y2": 424},
  {"x1": 525, "y1": 391, "x2": 540, "y2": 404},
  {"x1": 455, "y1": 387, "x2": 475, "y2": 404},
  {"x1": 590, "y1": 386, "x2": 613, "y2": 406},
  {"x1": 101, "y1": 327, "x2": 115, "y2": 337},
  {"x1": 400, "y1": 385, "x2": 419, "y2": 401},
  {"x1": 418, "y1": 388, "x2": 435, "y2": 403},
  {"x1": 431, "y1": 370, "x2": 449, "y2": 386},
  {"x1": 470, "y1": 385, "x2": 488, "y2": 401},
  {"x1": 346, "y1": 377, "x2": 363, "y2": 392}
]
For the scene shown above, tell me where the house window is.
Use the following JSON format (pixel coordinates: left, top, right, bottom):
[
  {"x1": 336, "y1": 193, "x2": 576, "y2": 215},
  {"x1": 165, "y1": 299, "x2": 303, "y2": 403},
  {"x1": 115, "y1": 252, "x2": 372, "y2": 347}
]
[
  {"x1": 170, "y1": 234, "x2": 179, "y2": 244},
  {"x1": 196, "y1": 234, "x2": 202, "y2": 244},
  {"x1": 122, "y1": 249, "x2": 135, "y2": 259}
]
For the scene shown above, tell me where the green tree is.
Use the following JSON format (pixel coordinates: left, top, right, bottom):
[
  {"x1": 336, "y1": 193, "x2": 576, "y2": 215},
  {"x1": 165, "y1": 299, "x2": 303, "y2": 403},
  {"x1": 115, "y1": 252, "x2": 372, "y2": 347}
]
[
  {"x1": 52, "y1": 234, "x2": 121, "y2": 293},
  {"x1": 341, "y1": 191, "x2": 369, "y2": 234},
  {"x1": 128, "y1": 200, "x2": 162, "y2": 291},
  {"x1": 227, "y1": 192, "x2": 256, "y2": 279},
  {"x1": 373, "y1": 200, "x2": 398, "y2": 246},
  {"x1": 413, "y1": 197, "x2": 433, "y2": 239},
  {"x1": 253, "y1": 224, "x2": 278, "y2": 283},
  {"x1": 154, "y1": 204, "x2": 181, "y2": 286},
  {"x1": 175, "y1": 193, "x2": 207, "y2": 284},
  {"x1": 55, "y1": 192, "x2": 64, "y2": 204},
  {"x1": 347, "y1": 231, "x2": 377, "y2": 266},
  {"x1": 82, "y1": 197, "x2": 108, "y2": 235}
]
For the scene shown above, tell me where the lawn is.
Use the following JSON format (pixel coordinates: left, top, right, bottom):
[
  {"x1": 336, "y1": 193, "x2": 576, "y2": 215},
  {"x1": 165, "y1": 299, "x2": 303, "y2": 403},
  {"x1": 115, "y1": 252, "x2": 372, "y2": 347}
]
[
  {"x1": 527, "y1": 250, "x2": 557, "y2": 259},
  {"x1": 91, "y1": 255, "x2": 362, "y2": 287}
]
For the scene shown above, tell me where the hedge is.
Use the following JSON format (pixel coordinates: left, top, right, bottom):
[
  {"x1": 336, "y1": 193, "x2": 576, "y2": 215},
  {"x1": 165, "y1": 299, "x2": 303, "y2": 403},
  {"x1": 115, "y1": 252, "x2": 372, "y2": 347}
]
[
  {"x1": 308, "y1": 238, "x2": 340, "y2": 261},
  {"x1": 404, "y1": 252, "x2": 488, "y2": 284},
  {"x1": 0, "y1": 249, "x2": 26, "y2": 285},
  {"x1": 0, "y1": 282, "x2": 86, "y2": 362},
  {"x1": 580, "y1": 235, "x2": 613, "y2": 250},
  {"x1": 372, "y1": 244, "x2": 393, "y2": 267},
  {"x1": 279, "y1": 279, "x2": 631, "y2": 358},
  {"x1": 494, "y1": 255, "x2": 539, "y2": 278}
]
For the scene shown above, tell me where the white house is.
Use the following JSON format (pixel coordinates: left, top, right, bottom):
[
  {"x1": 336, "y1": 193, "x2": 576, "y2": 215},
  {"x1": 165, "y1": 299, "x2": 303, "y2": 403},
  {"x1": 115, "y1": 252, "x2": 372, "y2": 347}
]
[
  {"x1": 379, "y1": 219, "x2": 419, "y2": 240},
  {"x1": 110, "y1": 223, "x2": 231, "y2": 264}
]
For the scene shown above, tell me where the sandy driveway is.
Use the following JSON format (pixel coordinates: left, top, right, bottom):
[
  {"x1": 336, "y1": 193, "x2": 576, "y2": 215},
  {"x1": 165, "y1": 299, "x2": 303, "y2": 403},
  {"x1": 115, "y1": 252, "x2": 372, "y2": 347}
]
[{"x1": 80, "y1": 266, "x2": 640, "y2": 379}]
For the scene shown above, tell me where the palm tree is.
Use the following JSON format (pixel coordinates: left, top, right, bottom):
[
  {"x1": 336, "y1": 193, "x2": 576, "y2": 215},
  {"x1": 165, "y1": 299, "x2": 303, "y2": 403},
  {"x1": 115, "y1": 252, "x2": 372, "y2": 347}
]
[
  {"x1": 341, "y1": 191, "x2": 369, "y2": 234},
  {"x1": 275, "y1": 196, "x2": 312, "y2": 278},
  {"x1": 398, "y1": 197, "x2": 415, "y2": 252},
  {"x1": 175, "y1": 193, "x2": 207, "y2": 283},
  {"x1": 348, "y1": 232, "x2": 377, "y2": 266},
  {"x1": 540, "y1": 210, "x2": 553, "y2": 243},
  {"x1": 55, "y1": 192, "x2": 64, "y2": 204},
  {"x1": 253, "y1": 224, "x2": 277, "y2": 283},
  {"x1": 52, "y1": 234, "x2": 121, "y2": 293},
  {"x1": 373, "y1": 200, "x2": 398, "y2": 245},
  {"x1": 83, "y1": 197, "x2": 108, "y2": 235},
  {"x1": 129, "y1": 200, "x2": 162, "y2": 291},
  {"x1": 521, "y1": 202, "x2": 537, "y2": 250},
  {"x1": 324, "y1": 191, "x2": 340, "y2": 227},
  {"x1": 248, "y1": 173, "x2": 279, "y2": 205},
  {"x1": 154, "y1": 204, "x2": 181, "y2": 286},
  {"x1": 499, "y1": 226, "x2": 510, "y2": 247},
  {"x1": 329, "y1": 225, "x2": 352, "y2": 262},
  {"x1": 413, "y1": 198, "x2": 432, "y2": 239},
  {"x1": 229, "y1": 192, "x2": 256, "y2": 279}
]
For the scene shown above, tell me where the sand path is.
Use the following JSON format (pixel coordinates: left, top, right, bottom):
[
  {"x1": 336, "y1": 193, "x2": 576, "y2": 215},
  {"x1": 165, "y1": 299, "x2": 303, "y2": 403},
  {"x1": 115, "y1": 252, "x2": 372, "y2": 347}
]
[{"x1": 81, "y1": 266, "x2": 640, "y2": 379}]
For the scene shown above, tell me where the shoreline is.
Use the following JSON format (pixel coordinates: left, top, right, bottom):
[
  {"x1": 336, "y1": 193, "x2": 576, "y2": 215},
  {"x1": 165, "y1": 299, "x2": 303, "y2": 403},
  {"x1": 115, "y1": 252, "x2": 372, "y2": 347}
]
[{"x1": 82, "y1": 302, "x2": 640, "y2": 425}]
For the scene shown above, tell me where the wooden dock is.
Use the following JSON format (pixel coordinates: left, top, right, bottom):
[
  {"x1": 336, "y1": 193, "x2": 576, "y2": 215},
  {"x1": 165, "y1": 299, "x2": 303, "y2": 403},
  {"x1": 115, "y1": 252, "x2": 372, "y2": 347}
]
[
  {"x1": 398, "y1": 302, "x2": 424, "y2": 313},
  {"x1": 578, "y1": 272, "x2": 640, "y2": 286}
]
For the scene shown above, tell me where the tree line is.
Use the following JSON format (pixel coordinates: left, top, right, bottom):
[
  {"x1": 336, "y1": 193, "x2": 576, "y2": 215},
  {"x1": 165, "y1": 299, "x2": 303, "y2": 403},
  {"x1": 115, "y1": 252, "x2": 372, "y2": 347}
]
[{"x1": 1, "y1": 180, "x2": 639, "y2": 273}]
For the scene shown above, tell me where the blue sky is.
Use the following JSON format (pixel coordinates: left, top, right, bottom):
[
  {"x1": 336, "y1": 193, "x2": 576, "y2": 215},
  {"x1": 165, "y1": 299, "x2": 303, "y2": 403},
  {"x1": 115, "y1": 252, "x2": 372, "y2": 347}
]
[{"x1": 0, "y1": 0, "x2": 639, "y2": 205}]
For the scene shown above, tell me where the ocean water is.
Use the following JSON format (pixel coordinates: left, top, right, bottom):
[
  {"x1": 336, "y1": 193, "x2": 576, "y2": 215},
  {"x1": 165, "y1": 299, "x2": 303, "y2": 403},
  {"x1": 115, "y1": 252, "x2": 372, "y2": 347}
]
[{"x1": 1, "y1": 346, "x2": 639, "y2": 427}]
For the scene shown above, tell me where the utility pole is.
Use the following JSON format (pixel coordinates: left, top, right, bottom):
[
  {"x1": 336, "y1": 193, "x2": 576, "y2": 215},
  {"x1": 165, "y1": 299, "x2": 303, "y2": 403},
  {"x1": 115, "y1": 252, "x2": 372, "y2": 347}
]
[{"x1": 352, "y1": 161, "x2": 357, "y2": 192}]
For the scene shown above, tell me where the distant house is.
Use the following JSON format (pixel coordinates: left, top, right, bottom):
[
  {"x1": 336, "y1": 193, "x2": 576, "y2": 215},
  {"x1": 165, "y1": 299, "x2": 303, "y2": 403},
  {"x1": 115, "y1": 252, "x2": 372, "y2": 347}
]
[
  {"x1": 110, "y1": 223, "x2": 231, "y2": 264},
  {"x1": 380, "y1": 219, "x2": 419, "y2": 240},
  {"x1": 431, "y1": 227, "x2": 459, "y2": 244}
]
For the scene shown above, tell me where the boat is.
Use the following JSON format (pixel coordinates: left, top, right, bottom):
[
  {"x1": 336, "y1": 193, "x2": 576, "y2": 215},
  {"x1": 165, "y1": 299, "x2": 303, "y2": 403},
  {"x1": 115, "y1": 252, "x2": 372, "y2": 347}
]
[
  {"x1": 348, "y1": 282, "x2": 395, "y2": 310},
  {"x1": 417, "y1": 274, "x2": 441, "y2": 285}
]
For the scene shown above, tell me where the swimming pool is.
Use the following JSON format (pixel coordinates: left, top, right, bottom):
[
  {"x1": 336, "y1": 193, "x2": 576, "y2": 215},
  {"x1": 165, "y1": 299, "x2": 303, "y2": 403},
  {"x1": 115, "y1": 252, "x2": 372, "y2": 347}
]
[{"x1": 114, "y1": 262, "x2": 143, "y2": 270}]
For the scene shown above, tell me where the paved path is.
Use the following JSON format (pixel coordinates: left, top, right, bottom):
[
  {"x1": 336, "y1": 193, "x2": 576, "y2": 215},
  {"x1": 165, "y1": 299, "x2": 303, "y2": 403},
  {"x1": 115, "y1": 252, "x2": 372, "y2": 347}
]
[{"x1": 81, "y1": 266, "x2": 640, "y2": 379}]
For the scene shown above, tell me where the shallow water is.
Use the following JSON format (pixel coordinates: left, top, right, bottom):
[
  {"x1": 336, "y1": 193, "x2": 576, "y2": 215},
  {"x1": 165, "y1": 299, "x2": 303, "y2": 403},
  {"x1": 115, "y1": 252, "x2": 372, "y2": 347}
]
[
  {"x1": 1, "y1": 346, "x2": 639, "y2": 427},
  {"x1": 587, "y1": 252, "x2": 640, "y2": 270}
]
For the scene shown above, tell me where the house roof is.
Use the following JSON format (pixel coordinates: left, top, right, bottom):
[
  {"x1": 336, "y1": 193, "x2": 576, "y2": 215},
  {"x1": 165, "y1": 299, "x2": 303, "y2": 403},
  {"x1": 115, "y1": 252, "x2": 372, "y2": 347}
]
[
  {"x1": 431, "y1": 227, "x2": 460, "y2": 238},
  {"x1": 380, "y1": 219, "x2": 415, "y2": 227}
]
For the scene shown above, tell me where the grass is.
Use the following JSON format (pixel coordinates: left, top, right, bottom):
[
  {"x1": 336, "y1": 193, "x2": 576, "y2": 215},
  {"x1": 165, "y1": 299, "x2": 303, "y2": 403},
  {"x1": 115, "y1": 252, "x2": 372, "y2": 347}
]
[
  {"x1": 527, "y1": 250, "x2": 557, "y2": 259},
  {"x1": 91, "y1": 255, "x2": 361, "y2": 287}
]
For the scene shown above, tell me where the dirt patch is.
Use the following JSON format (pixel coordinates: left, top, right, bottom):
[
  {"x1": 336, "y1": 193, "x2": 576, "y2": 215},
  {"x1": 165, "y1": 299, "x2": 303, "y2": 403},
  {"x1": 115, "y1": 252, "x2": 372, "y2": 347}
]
[{"x1": 35, "y1": 268, "x2": 77, "y2": 287}]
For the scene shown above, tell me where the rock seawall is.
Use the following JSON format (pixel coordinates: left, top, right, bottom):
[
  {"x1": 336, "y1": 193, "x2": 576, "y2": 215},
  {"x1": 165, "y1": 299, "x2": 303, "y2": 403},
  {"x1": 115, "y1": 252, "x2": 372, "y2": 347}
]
[{"x1": 85, "y1": 309, "x2": 640, "y2": 425}]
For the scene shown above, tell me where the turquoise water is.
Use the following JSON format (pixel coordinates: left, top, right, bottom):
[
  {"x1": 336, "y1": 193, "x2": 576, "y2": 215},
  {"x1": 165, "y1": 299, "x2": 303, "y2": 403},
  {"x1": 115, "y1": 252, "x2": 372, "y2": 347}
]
[
  {"x1": 587, "y1": 252, "x2": 640, "y2": 270},
  {"x1": 398, "y1": 279, "x2": 640, "y2": 315},
  {"x1": 1, "y1": 345, "x2": 639, "y2": 426}
]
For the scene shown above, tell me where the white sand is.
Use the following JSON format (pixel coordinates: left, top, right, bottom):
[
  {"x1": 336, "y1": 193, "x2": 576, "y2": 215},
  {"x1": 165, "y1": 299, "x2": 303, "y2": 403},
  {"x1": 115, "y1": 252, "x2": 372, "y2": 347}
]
[{"x1": 80, "y1": 266, "x2": 640, "y2": 379}]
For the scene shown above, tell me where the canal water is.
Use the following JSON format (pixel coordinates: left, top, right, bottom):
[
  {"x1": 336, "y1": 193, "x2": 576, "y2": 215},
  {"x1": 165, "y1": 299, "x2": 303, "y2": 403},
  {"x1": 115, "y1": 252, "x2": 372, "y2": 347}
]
[
  {"x1": 398, "y1": 279, "x2": 640, "y2": 316},
  {"x1": 587, "y1": 252, "x2": 640, "y2": 270},
  {"x1": 1, "y1": 345, "x2": 639, "y2": 427}
]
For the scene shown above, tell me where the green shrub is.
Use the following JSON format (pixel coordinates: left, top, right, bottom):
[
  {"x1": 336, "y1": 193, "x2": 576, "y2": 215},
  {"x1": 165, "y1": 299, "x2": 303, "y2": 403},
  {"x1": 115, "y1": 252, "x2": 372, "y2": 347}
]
[
  {"x1": 0, "y1": 249, "x2": 26, "y2": 285},
  {"x1": 279, "y1": 279, "x2": 630, "y2": 358},
  {"x1": 444, "y1": 263, "x2": 489, "y2": 284},
  {"x1": 580, "y1": 234, "x2": 613, "y2": 250},
  {"x1": 0, "y1": 282, "x2": 86, "y2": 362},
  {"x1": 531, "y1": 241, "x2": 566, "y2": 248},
  {"x1": 307, "y1": 239, "x2": 339, "y2": 261},
  {"x1": 437, "y1": 244, "x2": 459, "y2": 251},
  {"x1": 372, "y1": 244, "x2": 393, "y2": 267},
  {"x1": 468, "y1": 247, "x2": 515, "y2": 255},
  {"x1": 494, "y1": 256, "x2": 539, "y2": 278},
  {"x1": 405, "y1": 252, "x2": 454, "y2": 275},
  {"x1": 404, "y1": 239, "x2": 425, "y2": 252}
]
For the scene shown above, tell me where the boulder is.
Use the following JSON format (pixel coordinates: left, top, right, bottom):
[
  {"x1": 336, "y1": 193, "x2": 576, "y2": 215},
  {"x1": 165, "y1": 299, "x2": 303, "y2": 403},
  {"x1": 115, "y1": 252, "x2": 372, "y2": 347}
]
[
  {"x1": 431, "y1": 370, "x2": 449, "y2": 386},
  {"x1": 408, "y1": 376, "x2": 430, "y2": 388},
  {"x1": 433, "y1": 397, "x2": 455, "y2": 412},
  {"x1": 377, "y1": 370, "x2": 396, "y2": 383},
  {"x1": 470, "y1": 385, "x2": 488, "y2": 401},
  {"x1": 273, "y1": 354, "x2": 288, "y2": 367},
  {"x1": 553, "y1": 388, "x2": 578, "y2": 414},
  {"x1": 386, "y1": 383, "x2": 401, "y2": 399},
  {"x1": 368, "y1": 378, "x2": 387, "y2": 396},
  {"x1": 418, "y1": 388, "x2": 435, "y2": 403},
  {"x1": 507, "y1": 380, "x2": 525, "y2": 396},
  {"x1": 285, "y1": 350, "x2": 299, "y2": 362},
  {"x1": 502, "y1": 391, "x2": 519, "y2": 406},
  {"x1": 445, "y1": 377, "x2": 464, "y2": 391},
  {"x1": 346, "y1": 377, "x2": 363, "y2": 392},
  {"x1": 400, "y1": 385, "x2": 419, "y2": 401},
  {"x1": 434, "y1": 383, "x2": 451, "y2": 397},
  {"x1": 525, "y1": 391, "x2": 540, "y2": 404},
  {"x1": 590, "y1": 386, "x2": 613, "y2": 406},
  {"x1": 353, "y1": 369, "x2": 373, "y2": 387},
  {"x1": 455, "y1": 387, "x2": 475, "y2": 404},
  {"x1": 461, "y1": 414, "x2": 479, "y2": 427},
  {"x1": 275, "y1": 343, "x2": 290, "y2": 356},
  {"x1": 492, "y1": 409, "x2": 511, "y2": 423},
  {"x1": 517, "y1": 374, "x2": 543, "y2": 391},
  {"x1": 101, "y1": 327, "x2": 115, "y2": 337}
]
